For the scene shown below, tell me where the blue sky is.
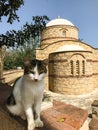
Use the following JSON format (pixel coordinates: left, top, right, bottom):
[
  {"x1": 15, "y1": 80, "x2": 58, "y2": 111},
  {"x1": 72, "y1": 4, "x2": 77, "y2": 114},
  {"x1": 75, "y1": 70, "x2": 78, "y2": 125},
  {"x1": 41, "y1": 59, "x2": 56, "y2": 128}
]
[{"x1": 0, "y1": 0, "x2": 98, "y2": 48}]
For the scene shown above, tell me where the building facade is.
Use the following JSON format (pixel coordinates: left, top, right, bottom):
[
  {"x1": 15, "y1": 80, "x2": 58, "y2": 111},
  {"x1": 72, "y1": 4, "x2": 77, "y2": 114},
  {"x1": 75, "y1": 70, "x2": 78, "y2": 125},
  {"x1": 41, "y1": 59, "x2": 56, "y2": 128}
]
[{"x1": 36, "y1": 17, "x2": 98, "y2": 95}]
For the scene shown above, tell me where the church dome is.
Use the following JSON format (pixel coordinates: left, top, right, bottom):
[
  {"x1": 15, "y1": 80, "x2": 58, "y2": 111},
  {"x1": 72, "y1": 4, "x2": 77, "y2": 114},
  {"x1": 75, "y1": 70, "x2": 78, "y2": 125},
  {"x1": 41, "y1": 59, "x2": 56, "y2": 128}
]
[{"x1": 46, "y1": 17, "x2": 74, "y2": 27}]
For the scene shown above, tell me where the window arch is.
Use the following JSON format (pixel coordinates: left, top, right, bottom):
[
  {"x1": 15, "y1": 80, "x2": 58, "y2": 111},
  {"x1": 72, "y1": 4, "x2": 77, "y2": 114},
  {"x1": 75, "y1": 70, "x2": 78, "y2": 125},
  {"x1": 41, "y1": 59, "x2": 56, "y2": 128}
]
[
  {"x1": 70, "y1": 60, "x2": 74, "y2": 75},
  {"x1": 70, "y1": 60, "x2": 86, "y2": 76},
  {"x1": 70, "y1": 54, "x2": 86, "y2": 76},
  {"x1": 62, "y1": 30, "x2": 66, "y2": 36}
]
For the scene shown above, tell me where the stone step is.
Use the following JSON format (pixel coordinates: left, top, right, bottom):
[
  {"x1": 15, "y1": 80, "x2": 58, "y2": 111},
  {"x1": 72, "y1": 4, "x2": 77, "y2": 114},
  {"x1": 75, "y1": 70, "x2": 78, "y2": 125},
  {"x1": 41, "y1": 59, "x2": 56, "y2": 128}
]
[{"x1": 41, "y1": 100, "x2": 88, "y2": 130}]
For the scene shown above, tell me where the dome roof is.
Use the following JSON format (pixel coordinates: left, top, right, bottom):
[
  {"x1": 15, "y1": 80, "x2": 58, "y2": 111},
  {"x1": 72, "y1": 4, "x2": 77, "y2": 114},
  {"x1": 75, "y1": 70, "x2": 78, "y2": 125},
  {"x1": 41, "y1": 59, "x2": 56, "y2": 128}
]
[{"x1": 46, "y1": 17, "x2": 74, "y2": 27}]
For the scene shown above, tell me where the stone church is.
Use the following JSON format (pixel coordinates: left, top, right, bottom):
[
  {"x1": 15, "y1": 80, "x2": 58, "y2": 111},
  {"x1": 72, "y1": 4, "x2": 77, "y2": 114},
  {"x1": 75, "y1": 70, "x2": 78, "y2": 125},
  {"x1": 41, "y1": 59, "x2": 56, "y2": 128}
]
[{"x1": 36, "y1": 17, "x2": 98, "y2": 95}]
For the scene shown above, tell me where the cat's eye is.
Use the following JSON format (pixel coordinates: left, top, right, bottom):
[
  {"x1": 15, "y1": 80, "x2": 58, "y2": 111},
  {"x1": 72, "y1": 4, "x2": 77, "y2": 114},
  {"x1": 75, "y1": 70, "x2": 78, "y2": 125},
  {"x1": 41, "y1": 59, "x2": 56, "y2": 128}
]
[
  {"x1": 30, "y1": 71, "x2": 35, "y2": 74},
  {"x1": 39, "y1": 71, "x2": 43, "y2": 74},
  {"x1": 39, "y1": 67, "x2": 47, "y2": 74},
  {"x1": 39, "y1": 69, "x2": 45, "y2": 74}
]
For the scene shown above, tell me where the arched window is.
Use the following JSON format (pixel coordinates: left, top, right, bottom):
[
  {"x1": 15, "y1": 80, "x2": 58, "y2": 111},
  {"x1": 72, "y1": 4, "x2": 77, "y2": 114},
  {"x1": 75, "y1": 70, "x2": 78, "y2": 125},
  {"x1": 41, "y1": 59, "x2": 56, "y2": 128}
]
[
  {"x1": 70, "y1": 60, "x2": 74, "y2": 75},
  {"x1": 76, "y1": 60, "x2": 80, "y2": 75},
  {"x1": 82, "y1": 60, "x2": 85, "y2": 75},
  {"x1": 70, "y1": 54, "x2": 86, "y2": 76},
  {"x1": 62, "y1": 30, "x2": 66, "y2": 36}
]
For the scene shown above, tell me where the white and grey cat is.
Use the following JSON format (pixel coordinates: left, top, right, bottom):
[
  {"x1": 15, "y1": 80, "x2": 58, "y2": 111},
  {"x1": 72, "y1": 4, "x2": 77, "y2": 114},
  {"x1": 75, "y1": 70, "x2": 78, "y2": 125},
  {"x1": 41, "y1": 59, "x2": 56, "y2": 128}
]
[{"x1": 6, "y1": 59, "x2": 48, "y2": 130}]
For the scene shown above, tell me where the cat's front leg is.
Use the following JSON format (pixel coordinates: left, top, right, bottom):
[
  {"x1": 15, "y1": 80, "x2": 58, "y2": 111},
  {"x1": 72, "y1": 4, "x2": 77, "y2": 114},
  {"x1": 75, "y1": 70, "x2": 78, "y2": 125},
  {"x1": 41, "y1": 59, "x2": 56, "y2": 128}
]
[
  {"x1": 34, "y1": 100, "x2": 43, "y2": 128},
  {"x1": 25, "y1": 107, "x2": 35, "y2": 130}
]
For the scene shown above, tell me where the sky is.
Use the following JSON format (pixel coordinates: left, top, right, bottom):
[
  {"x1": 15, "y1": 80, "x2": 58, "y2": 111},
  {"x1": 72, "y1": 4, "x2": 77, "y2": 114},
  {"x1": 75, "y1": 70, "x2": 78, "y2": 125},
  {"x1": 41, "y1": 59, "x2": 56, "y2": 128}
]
[{"x1": 0, "y1": 0, "x2": 98, "y2": 48}]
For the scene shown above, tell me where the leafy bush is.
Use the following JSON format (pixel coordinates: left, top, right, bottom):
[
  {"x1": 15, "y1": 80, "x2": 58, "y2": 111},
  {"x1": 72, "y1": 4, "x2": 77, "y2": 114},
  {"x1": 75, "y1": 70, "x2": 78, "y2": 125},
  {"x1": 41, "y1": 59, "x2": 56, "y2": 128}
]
[{"x1": 3, "y1": 44, "x2": 36, "y2": 70}]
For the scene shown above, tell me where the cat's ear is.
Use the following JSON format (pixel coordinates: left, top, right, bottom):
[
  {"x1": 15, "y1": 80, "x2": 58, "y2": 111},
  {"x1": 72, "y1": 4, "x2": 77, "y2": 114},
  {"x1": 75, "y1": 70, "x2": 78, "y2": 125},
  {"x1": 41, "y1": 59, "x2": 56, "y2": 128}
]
[
  {"x1": 23, "y1": 59, "x2": 31, "y2": 66},
  {"x1": 42, "y1": 58, "x2": 49, "y2": 66}
]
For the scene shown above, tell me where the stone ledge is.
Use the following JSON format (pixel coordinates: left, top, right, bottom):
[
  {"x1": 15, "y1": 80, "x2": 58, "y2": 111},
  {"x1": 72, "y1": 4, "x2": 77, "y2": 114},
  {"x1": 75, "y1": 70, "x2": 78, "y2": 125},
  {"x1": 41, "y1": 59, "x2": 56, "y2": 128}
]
[
  {"x1": 41, "y1": 107, "x2": 75, "y2": 130},
  {"x1": 41, "y1": 100, "x2": 88, "y2": 130}
]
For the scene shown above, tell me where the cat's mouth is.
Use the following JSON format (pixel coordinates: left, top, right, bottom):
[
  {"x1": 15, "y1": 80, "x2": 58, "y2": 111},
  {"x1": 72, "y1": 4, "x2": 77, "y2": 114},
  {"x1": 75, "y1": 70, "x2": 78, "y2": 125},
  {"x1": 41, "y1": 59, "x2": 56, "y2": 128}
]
[{"x1": 34, "y1": 79, "x2": 38, "y2": 82}]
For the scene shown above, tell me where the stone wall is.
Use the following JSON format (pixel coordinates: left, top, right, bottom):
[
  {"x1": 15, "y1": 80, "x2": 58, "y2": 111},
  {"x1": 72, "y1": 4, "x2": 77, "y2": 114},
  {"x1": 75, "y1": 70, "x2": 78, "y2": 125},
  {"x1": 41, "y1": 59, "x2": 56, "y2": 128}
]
[
  {"x1": 36, "y1": 22, "x2": 98, "y2": 94},
  {"x1": 90, "y1": 50, "x2": 98, "y2": 89},
  {"x1": 41, "y1": 25, "x2": 78, "y2": 48},
  {"x1": 49, "y1": 51, "x2": 94, "y2": 95},
  {"x1": 36, "y1": 40, "x2": 94, "y2": 60},
  {"x1": 36, "y1": 40, "x2": 98, "y2": 93}
]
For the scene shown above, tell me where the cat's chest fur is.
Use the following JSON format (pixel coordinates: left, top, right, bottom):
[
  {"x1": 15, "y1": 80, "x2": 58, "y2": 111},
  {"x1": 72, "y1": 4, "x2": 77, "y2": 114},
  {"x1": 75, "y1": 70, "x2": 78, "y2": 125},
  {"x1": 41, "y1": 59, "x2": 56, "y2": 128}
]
[
  {"x1": 22, "y1": 76, "x2": 45, "y2": 96},
  {"x1": 13, "y1": 76, "x2": 45, "y2": 102}
]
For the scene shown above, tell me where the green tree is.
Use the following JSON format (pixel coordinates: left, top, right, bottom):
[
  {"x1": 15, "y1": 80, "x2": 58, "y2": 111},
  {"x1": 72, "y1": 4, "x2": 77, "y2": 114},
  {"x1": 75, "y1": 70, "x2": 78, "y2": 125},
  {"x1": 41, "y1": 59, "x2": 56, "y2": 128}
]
[
  {"x1": 0, "y1": 0, "x2": 24, "y2": 24},
  {"x1": 3, "y1": 16, "x2": 50, "y2": 70},
  {"x1": 0, "y1": 1, "x2": 50, "y2": 70},
  {"x1": 4, "y1": 40, "x2": 36, "y2": 70},
  {"x1": 0, "y1": 0, "x2": 49, "y2": 47},
  {"x1": 0, "y1": 16, "x2": 49, "y2": 47}
]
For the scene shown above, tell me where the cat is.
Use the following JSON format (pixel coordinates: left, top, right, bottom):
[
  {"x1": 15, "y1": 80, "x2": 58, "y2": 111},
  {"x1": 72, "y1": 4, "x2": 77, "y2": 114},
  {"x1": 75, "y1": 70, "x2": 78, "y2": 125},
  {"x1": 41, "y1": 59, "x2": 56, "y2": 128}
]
[{"x1": 6, "y1": 59, "x2": 48, "y2": 130}]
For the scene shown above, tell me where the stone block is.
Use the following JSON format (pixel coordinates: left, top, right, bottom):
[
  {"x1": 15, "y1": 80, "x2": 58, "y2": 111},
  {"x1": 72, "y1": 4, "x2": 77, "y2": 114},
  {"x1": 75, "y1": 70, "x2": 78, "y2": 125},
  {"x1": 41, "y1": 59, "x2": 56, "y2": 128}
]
[
  {"x1": 89, "y1": 118, "x2": 98, "y2": 130},
  {"x1": 41, "y1": 107, "x2": 75, "y2": 130},
  {"x1": 91, "y1": 100, "x2": 98, "y2": 118},
  {"x1": 41, "y1": 100, "x2": 88, "y2": 130}
]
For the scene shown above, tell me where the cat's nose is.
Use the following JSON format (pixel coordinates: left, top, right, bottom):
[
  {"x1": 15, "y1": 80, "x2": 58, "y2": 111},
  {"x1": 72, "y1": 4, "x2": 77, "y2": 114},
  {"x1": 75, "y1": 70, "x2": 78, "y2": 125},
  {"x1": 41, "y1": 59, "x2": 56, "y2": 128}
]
[{"x1": 34, "y1": 79, "x2": 38, "y2": 82}]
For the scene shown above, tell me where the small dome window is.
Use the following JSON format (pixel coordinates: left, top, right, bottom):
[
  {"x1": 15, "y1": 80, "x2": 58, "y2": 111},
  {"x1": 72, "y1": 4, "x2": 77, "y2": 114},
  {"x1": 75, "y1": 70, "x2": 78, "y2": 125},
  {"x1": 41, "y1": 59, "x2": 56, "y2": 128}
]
[{"x1": 62, "y1": 30, "x2": 66, "y2": 36}]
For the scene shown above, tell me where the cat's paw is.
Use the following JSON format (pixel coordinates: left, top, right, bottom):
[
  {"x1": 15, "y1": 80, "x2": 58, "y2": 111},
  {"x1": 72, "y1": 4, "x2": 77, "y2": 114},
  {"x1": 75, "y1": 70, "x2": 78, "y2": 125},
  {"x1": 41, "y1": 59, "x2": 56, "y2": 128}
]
[
  {"x1": 20, "y1": 114, "x2": 26, "y2": 120},
  {"x1": 35, "y1": 119, "x2": 43, "y2": 127},
  {"x1": 28, "y1": 122, "x2": 35, "y2": 130}
]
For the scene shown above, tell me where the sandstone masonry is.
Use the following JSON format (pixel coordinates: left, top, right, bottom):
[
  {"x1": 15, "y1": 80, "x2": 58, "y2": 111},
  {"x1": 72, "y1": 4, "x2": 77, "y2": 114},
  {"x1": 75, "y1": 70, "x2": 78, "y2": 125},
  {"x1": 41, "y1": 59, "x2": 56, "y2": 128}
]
[{"x1": 36, "y1": 17, "x2": 98, "y2": 95}]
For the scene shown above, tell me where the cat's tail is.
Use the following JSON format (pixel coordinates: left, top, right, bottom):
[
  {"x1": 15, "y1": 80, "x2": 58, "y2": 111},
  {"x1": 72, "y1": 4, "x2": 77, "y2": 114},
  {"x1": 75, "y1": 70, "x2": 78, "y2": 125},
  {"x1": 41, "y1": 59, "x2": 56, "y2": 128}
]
[{"x1": 6, "y1": 95, "x2": 23, "y2": 116}]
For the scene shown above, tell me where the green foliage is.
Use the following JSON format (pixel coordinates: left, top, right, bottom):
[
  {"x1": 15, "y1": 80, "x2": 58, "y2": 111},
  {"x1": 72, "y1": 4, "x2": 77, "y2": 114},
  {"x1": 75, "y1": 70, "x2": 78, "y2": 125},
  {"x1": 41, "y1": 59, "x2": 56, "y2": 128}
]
[
  {"x1": 0, "y1": 16, "x2": 49, "y2": 47},
  {"x1": 4, "y1": 40, "x2": 36, "y2": 70},
  {"x1": 0, "y1": 1, "x2": 50, "y2": 70},
  {"x1": 4, "y1": 51, "x2": 17, "y2": 70},
  {"x1": 0, "y1": 0, "x2": 24, "y2": 24},
  {"x1": 2, "y1": 15, "x2": 50, "y2": 70}
]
